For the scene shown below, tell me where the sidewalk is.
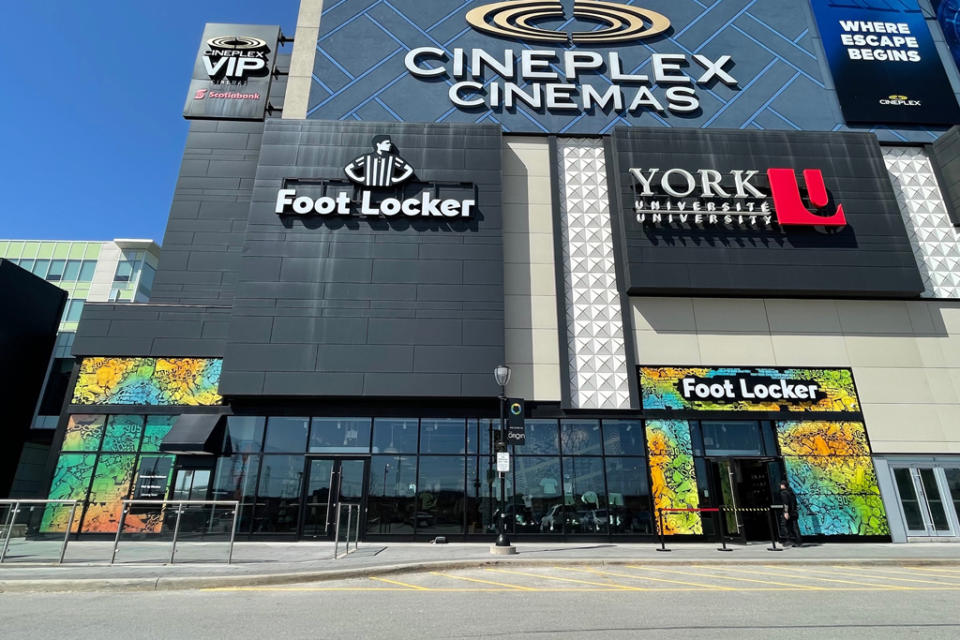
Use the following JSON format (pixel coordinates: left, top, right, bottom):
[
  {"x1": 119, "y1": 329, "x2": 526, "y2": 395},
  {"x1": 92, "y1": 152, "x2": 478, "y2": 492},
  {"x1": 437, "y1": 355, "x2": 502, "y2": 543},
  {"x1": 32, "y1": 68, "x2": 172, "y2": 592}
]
[{"x1": 0, "y1": 540, "x2": 957, "y2": 592}]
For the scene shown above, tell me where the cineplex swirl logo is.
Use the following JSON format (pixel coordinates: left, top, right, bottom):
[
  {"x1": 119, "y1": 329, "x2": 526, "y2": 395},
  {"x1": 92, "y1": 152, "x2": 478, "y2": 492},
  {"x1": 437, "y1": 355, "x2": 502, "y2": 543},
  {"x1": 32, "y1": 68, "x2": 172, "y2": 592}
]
[{"x1": 465, "y1": 0, "x2": 671, "y2": 44}]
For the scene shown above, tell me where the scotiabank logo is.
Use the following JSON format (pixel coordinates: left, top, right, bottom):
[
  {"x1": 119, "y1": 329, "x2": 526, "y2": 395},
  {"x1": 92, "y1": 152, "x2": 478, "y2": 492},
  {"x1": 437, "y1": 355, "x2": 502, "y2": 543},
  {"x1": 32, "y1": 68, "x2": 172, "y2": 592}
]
[
  {"x1": 632, "y1": 167, "x2": 846, "y2": 229},
  {"x1": 767, "y1": 169, "x2": 845, "y2": 227}
]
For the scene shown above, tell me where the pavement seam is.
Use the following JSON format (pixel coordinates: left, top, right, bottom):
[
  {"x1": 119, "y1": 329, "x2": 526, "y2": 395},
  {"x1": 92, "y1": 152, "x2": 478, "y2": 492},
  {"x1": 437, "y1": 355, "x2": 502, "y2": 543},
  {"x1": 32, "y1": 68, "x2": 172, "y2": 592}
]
[{"x1": 2, "y1": 557, "x2": 960, "y2": 593}]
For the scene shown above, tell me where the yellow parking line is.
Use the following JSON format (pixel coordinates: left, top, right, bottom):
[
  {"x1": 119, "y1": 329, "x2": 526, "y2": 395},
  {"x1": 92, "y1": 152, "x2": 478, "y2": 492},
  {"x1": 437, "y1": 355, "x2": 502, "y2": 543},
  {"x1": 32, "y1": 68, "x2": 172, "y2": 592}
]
[
  {"x1": 759, "y1": 565, "x2": 906, "y2": 589},
  {"x1": 486, "y1": 567, "x2": 641, "y2": 590},
  {"x1": 627, "y1": 564, "x2": 737, "y2": 591},
  {"x1": 430, "y1": 571, "x2": 536, "y2": 591},
  {"x1": 904, "y1": 566, "x2": 960, "y2": 576},
  {"x1": 831, "y1": 566, "x2": 960, "y2": 586},
  {"x1": 204, "y1": 586, "x2": 411, "y2": 592},
  {"x1": 558, "y1": 566, "x2": 716, "y2": 590},
  {"x1": 678, "y1": 565, "x2": 823, "y2": 590},
  {"x1": 369, "y1": 576, "x2": 430, "y2": 590}
]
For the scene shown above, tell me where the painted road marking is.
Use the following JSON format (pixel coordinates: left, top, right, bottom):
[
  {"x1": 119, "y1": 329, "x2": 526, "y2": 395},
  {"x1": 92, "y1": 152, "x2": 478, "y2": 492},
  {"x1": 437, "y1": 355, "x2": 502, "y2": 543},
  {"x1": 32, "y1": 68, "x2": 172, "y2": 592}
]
[
  {"x1": 903, "y1": 566, "x2": 960, "y2": 576},
  {"x1": 486, "y1": 567, "x2": 642, "y2": 590},
  {"x1": 760, "y1": 565, "x2": 909, "y2": 589},
  {"x1": 369, "y1": 576, "x2": 430, "y2": 590},
  {"x1": 665, "y1": 565, "x2": 824, "y2": 590},
  {"x1": 830, "y1": 566, "x2": 960, "y2": 587},
  {"x1": 201, "y1": 565, "x2": 960, "y2": 593},
  {"x1": 557, "y1": 566, "x2": 714, "y2": 590},
  {"x1": 429, "y1": 571, "x2": 536, "y2": 591},
  {"x1": 580, "y1": 565, "x2": 734, "y2": 591}
]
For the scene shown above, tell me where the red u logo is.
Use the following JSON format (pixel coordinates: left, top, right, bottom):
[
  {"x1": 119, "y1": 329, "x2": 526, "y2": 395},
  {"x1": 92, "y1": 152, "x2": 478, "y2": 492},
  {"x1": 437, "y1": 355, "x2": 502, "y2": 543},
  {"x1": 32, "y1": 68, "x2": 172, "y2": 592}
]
[{"x1": 767, "y1": 169, "x2": 846, "y2": 227}]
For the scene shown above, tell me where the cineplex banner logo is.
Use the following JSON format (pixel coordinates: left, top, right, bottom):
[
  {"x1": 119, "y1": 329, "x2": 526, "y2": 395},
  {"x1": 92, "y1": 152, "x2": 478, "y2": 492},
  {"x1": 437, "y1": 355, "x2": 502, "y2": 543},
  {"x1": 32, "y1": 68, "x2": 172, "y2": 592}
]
[
  {"x1": 404, "y1": 1, "x2": 737, "y2": 116},
  {"x1": 276, "y1": 136, "x2": 476, "y2": 219},
  {"x1": 631, "y1": 167, "x2": 847, "y2": 229},
  {"x1": 202, "y1": 36, "x2": 270, "y2": 80}
]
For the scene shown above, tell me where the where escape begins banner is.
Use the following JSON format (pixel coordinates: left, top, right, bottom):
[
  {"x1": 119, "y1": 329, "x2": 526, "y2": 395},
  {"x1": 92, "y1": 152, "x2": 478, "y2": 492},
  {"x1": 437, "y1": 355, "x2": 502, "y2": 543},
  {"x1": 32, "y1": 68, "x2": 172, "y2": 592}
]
[{"x1": 810, "y1": 0, "x2": 960, "y2": 124}]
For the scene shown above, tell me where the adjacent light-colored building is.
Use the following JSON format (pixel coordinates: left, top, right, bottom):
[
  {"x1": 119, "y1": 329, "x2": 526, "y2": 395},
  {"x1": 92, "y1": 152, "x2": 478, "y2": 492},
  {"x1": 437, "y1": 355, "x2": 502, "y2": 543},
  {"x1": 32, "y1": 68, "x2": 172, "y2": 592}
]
[{"x1": 0, "y1": 239, "x2": 159, "y2": 495}]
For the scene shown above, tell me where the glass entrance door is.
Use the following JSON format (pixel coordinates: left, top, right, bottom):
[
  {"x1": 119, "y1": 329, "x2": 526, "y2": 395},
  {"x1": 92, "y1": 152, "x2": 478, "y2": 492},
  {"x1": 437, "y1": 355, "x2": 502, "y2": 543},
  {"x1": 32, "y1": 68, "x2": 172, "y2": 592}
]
[
  {"x1": 301, "y1": 458, "x2": 367, "y2": 539},
  {"x1": 893, "y1": 466, "x2": 958, "y2": 537}
]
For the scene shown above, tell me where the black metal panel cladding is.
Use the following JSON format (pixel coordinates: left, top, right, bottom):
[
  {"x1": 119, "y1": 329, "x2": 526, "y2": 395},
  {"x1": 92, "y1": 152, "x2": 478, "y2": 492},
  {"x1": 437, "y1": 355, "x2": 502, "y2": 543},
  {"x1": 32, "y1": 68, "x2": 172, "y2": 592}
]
[
  {"x1": 932, "y1": 126, "x2": 960, "y2": 226},
  {"x1": 219, "y1": 120, "x2": 504, "y2": 398},
  {"x1": 609, "y1": 128, "x2": 924, "y2": 298}
]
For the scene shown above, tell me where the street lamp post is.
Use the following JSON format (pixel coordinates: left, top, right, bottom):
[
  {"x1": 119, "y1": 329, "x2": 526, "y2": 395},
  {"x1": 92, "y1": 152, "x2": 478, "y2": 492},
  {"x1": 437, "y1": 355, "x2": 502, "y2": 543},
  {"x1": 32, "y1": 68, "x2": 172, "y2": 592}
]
[{"x1": 494, "y1": 365, "x2": 512, "y2": 548}]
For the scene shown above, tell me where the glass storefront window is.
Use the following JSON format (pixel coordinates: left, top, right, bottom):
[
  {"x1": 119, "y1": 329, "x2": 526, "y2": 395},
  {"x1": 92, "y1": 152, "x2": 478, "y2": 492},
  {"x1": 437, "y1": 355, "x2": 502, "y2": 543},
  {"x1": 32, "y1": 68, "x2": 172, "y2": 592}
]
[
  {"x1": 309, "y1": 417, "x2": 371, "y2": 453},
  {"x1": 368, "y1": 455, "x2": 417, "y2": 534},
  {"x1": 602, "y1": 420, "x2": 645, "y2": 456},
  {"x1": 372, "y1": 418, "x2": 418, "y2": 454},
  {"x1": 513, "y1": 456, "x2": 562, "y2": 534},
  {"x1": 141, "y1": 416, "x2": 177, "y2": 453},
  {"x1": 523, "y1": 420, "x2": 560, "y2": 455},
  {"x1": 62, "y1": 414, "x2": 105, "y2": 451},
  {"x1": 416, "y1": 456, "x2": 465, "y2": 534},
  {"x1": 253, "y1": 455, "x2": 303, "y2": 533},
  {"x1": 561, "y1": 420, "x2": 603, "y2": 455},
  {"x1": 468, "y1": 419, "x2": 496, "y2": 455},
  {"x1": 212, "y1": 454, "x2": 260, "y2": 532},
  {"x1": 605, "y1": 458, "x2": 653, "y2": 535},
  {"x1": 561, "y1": 457, "x2": 606, "y2": 534},
  {"x1": 263, "y1": 417, "x2": 309, "y2": 453},
  {"x1": 419, "y1": 419, "x2": 465, "y2": 454},
  {"x1": 701, "y1": 421, "x2": 763, "y2": 456},
  {"x1": 946, "y1": 469, "x2": 960, "y2": 525},
  {"x1": 101, "y1": 415, "x2": 143, "y2": 452},
  {"x1": 224, "y1": 416, "x2": 265, "y2": 453},
  {"x1": 466, "y1": 456, "x2": 502, "y2": 534}
]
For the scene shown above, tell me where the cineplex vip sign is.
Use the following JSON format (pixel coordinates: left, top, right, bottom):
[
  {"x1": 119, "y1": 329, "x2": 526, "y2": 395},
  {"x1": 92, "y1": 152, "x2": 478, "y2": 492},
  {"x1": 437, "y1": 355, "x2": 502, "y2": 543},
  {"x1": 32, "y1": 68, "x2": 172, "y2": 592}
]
[{"x1": 35, "y1": 0, "x2": 960, "y2": 547}]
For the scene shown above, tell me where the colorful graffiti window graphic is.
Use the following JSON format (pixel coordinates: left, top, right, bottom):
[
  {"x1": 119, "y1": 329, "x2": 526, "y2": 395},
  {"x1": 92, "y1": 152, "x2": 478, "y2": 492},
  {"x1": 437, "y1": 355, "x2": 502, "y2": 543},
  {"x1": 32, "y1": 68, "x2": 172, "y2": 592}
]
[
  {"x1": 640, "y1": 367, "x2": 860, "y2": 413},
  {"x1": 43, "y1": 414, "x2": 179, "y2": 534},
  {"x1": 71, "y1": 357, "x2": 223, "y2": 406},
  {"x1": 61, "y1": 414, "x2": 106, "y2": 452},
  {"x1": 777, "y1": 421, "x2": 888, "y2": 537},
  {"x1": 645, "y1": 420, "x2": 702, "y2": 535}
]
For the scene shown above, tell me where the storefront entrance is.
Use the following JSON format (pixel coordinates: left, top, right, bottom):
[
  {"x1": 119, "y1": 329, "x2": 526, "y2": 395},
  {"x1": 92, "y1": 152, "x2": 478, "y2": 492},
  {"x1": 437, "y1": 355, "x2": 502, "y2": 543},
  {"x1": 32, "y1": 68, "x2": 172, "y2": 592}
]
[
  {"x1": 892, "y1": 465, "x2": 960, "y2": 538},
  {"x1": 707, "y1": 458, "x2": 781, "y2": 542},
  {"x1": 300, "y1": 458, "x2": 368, "y2": 539}
]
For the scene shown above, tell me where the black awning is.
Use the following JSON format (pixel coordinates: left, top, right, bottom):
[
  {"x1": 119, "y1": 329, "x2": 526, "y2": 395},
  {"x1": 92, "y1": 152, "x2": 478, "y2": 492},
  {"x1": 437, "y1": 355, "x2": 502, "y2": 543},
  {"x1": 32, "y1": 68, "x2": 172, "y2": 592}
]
[{"x1": 159, "y1": 413, "x2": 224, "y2": 455}]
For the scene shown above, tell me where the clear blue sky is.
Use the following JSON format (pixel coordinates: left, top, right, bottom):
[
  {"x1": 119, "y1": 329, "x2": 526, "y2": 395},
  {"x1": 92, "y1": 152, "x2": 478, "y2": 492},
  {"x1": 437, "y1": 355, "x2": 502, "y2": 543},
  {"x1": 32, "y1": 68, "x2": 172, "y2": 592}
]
[{"x1": 0, "y1": 1, "x2": 299, "y2": 242}]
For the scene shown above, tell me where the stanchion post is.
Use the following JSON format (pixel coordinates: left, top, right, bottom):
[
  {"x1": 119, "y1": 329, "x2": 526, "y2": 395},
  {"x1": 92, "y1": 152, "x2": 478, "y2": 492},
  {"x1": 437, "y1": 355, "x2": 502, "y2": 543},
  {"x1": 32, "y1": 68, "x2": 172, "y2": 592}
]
[
  {"x1": 766, "y1": 507, "x2": 782, "y2": 552},
  {"x1": 0, "y1": 501, "x2": 18, "y2": 564},
  {"x1": 716, "y1": 506, "x2": 731, "y2": 552},
  {"x1": 169, "y1": 502, "x2": 185, "y2": 564},
  {"x1": 227, "y1": 502, "x2": 239, "y2": 565},
  {"x1": 111, "y1": 502, "x2": 127, "y2": 565},
  {"x1": 60, "y1": 501, "x2": 79, "y2": 565},
  {"x1": 655, "y1": 508, "x2": 671, "y2": 552}
]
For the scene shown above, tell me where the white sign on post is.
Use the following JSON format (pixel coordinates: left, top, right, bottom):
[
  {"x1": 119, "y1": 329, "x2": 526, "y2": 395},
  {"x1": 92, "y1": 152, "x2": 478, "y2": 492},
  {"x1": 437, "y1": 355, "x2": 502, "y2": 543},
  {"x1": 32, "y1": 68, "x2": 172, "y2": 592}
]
[{"x1": 496, "y1": 452, "x2": 510, "y2": 473}]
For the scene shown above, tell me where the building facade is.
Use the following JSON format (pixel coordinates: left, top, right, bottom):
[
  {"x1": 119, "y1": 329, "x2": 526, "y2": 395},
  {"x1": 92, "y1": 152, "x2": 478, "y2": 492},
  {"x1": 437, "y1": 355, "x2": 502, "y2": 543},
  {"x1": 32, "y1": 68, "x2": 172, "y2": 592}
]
[
  {"x1": 37, "y1": 0, "x2": 960, "y2": 543},
  {"x1": 0, "y1": 261, "x2": 65, "y2": 498},
  {"x1": 0, "y1": 239, "x2": 159, "y2": 496}
]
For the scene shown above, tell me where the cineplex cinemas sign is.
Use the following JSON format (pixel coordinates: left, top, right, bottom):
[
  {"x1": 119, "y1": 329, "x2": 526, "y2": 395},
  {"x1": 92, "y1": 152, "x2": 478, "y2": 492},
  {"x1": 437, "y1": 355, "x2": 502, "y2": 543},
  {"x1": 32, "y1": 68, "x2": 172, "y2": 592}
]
[
  {"x1": 631, "y1": 166, "x2": 847, "y2": 229},
  {"x1": 276, "y1": 135, "x2": 476, "y2": 220},
  {"x1": 403, "y1": 1, "x2": 738, "y2": 117}
]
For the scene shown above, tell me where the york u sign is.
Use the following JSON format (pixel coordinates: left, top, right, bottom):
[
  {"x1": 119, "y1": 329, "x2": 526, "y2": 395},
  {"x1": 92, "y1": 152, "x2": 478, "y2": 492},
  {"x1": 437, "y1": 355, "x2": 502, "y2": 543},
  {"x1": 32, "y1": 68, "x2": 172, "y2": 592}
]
[{"x1": 631, "y1": 166, "x2": 846, "y2": 229}]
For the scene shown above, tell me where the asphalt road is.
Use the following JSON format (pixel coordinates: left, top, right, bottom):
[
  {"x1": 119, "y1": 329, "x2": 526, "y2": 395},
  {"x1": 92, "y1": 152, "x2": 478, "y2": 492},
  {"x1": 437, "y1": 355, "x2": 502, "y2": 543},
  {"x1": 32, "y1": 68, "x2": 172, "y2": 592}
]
[{"x1": 2, "y1": 564, "x2": 959, "y2": 639}]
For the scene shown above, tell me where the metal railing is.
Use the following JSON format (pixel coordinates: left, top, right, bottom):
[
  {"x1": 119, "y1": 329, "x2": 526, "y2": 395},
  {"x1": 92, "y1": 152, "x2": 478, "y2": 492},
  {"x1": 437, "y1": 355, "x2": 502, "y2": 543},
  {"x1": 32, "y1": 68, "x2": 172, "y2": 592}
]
[
  {"x1": 111, "y1": 499, "x2": 240, "y2": 565},
  {"x1": 0, "y1": 499, "x2": 80, "y2": 565},
  {"x1": 333, "y1": 503, "x2": 361, "y2": 560}
]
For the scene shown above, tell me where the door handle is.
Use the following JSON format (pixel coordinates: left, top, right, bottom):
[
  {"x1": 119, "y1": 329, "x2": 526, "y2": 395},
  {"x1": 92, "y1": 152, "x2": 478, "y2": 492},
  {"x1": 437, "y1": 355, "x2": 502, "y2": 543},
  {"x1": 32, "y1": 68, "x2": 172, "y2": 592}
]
[{"x1": 324, "y1": 468, "x2": 339, "y2": 530}]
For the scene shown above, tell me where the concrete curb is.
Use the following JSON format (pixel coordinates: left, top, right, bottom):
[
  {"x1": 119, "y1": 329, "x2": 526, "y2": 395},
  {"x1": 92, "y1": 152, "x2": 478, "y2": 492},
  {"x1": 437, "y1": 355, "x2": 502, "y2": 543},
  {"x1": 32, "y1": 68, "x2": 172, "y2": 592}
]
[{"x1": 2, "y1": 556, "x2": 959, "y2": 593}]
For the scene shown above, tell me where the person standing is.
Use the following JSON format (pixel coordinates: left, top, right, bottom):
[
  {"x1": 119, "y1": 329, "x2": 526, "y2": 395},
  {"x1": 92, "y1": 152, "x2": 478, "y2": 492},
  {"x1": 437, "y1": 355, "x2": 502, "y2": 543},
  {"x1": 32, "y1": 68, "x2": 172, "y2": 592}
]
[{"x1": 779, "y1": 480, "x2": 803, "y2": 547}]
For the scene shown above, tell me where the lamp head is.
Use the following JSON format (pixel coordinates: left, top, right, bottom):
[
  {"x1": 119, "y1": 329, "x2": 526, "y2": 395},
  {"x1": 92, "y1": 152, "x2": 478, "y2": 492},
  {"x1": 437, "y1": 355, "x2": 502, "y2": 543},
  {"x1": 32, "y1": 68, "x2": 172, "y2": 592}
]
[{"x1": 494, "y1": 364, "x2": 512, "y2": 387}]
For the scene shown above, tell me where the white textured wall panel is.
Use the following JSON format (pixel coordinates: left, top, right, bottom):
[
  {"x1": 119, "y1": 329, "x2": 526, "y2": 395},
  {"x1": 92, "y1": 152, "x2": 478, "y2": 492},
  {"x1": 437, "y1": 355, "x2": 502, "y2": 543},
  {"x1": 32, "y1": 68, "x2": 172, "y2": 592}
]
[
  {"x1": 884, "y1": 146, "x2": 960, "y2": 299},
  {"x1": 557, "y1": 139, "x2": 630, "y2": 409}
]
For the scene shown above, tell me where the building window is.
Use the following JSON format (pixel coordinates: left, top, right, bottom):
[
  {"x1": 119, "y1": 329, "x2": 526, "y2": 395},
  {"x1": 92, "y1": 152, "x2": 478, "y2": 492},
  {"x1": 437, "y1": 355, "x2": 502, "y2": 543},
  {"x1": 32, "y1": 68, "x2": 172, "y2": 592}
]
[
  {"x1": 64, "y1": 299, "x2": 84, "y2": 323},
  {"x1": 46, "y1": 260, "x2": 66, "y2": 282},
  {"x1": 63, "y1": 260, "x2": 81, "y2": 281},
  {"x1": 78, "y1": 260, "x2": 96, "y2": 282}
]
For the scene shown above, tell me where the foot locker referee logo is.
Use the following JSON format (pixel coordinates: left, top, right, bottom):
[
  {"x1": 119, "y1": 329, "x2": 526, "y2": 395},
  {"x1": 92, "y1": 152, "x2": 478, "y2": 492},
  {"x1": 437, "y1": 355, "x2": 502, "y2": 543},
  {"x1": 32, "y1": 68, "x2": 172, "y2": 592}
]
[{"x1": 275, "y1": 136, "x2": 477, "y2": 221}]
